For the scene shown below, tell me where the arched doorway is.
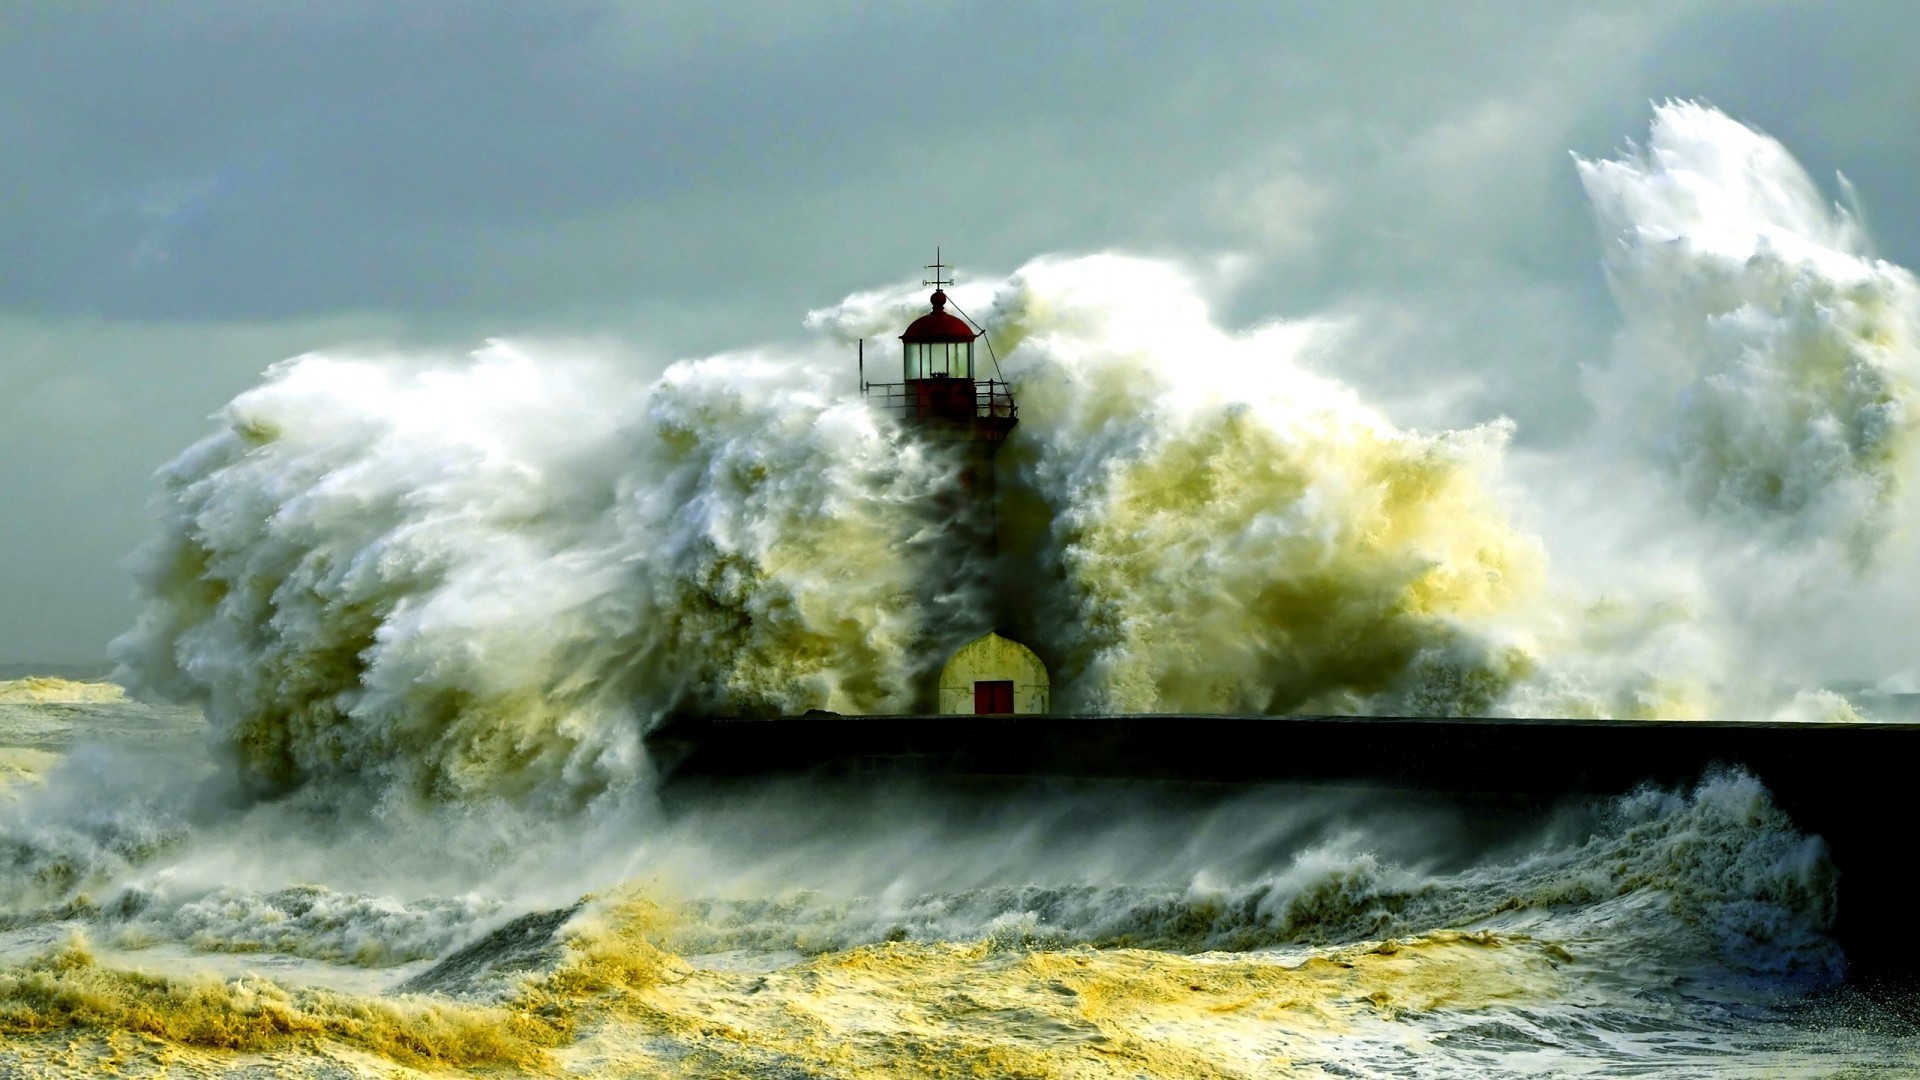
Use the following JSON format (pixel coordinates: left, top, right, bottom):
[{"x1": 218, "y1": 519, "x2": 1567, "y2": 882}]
[{"x1": 938, "y1": 632, "x2": 1049, "y2": 715}]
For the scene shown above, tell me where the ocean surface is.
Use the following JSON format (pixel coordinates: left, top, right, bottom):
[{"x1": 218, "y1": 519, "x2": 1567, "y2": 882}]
[{"x1": 2, "y1": 678, "x2": 1916, "y2": 1078}]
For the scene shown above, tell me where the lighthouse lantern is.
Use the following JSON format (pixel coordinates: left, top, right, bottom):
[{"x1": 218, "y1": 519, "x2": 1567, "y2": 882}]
[
  {"x1": 900, "y1": 290, "x2": 976, "y2": 381},
  {"x1": 862, "y1": 250, "x2": 1016, "y2": 437}
]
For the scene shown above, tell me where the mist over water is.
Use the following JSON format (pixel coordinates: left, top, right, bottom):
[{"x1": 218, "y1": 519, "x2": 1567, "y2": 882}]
[{"x1": 3, "y1": 103, "x2": 1918, "y2": 1075}]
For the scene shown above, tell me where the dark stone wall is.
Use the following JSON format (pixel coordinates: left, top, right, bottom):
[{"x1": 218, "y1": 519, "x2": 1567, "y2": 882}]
[{"x1": 649, "y1": 713, "x2": 1919, "y2": 983}]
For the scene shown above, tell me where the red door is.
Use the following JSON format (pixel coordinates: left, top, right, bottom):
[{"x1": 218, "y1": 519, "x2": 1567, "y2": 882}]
[{"x1": 974, "y1": 680, "x2": 1015, "y2": 714}]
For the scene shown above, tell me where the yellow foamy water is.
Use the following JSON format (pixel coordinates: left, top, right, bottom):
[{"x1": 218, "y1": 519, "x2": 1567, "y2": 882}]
[
  {"x1": 0, "y1": 678, "x2": 126, "y2": 705},
  {"x1": 0, "y1": 893, "x2": 1571, "y2": 1079},
  {"x1": 0, "y1": 748, "x2": 59, "y2": 804},
  {"x1": 0, "y1": 937, "x2": 560, "y2": 1072},
  {"x1": 569, "y1": 929, "x2": 1566, "y2": 1079}
]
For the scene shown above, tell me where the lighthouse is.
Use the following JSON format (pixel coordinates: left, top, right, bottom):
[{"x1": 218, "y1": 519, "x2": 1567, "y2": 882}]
[
  {"x1": 861, "y1": 253, "x2": 1048, "y2": 715},
  {"x1": 860, "y1": 251, "x2": 1017, "y2": 454}
]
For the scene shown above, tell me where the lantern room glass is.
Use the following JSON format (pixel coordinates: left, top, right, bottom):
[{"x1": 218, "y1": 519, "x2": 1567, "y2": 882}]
[{"x1": 904, "y1": 341, "x2": 974, "y2": 380}]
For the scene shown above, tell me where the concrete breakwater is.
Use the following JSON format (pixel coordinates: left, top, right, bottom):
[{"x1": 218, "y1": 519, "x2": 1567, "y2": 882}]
[{"x1": 651, "y1": 713, "x2": 1920, "y2": 982}]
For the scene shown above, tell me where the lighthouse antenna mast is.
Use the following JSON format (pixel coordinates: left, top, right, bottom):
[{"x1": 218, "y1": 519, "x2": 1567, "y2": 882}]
[{"x1": 923, "y1": 246, "x2": 953, "y2": 289}]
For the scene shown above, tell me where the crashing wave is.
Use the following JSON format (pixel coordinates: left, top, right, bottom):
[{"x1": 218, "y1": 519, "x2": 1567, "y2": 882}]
[
  {"x1": 105, "y1": 103, "x2": 1920, "y2": 807},
  {"x1": 1578, "y1": 101, "x2": 1920, "y2": 559}
]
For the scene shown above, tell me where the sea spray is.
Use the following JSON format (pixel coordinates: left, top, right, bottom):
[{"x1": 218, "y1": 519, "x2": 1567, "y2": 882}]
[
  {"x1": 1578, "y1": 101, "x2": 1920, "y2": 558},
  {"x1": 113, "y1": 346, "x2": 954, "y2": 805},
  {"x1": 0, "y1": 691, "x2": 1878, "y2": 1076},
  {"x1": 1011, "y1": 375, "x2": 1539, "y2": 716},
  {"x1": 117, "y1": 270, "x2": 1552, "y2": 804},
  {"x1": 641, "y1": 770, "x2": 1836, "y2": 984},
  {"x1": 0, "y1": 99, "x2": 1909, "y2": 1079},
  {"x1": 0, "y1": 744, "x2": 193, "y2": 913},
  {"x1": 821, "y1": 254, "x2": 1550, "y2": 716},
  {"x1": 1549, "y1": 101, "x2": 1920, "y2": 703}
]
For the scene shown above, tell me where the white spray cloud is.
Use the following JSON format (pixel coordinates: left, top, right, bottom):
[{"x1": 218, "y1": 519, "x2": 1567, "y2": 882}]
[
  {"x1": 1545, "y1": 102, "x2": 1920, "y2": 700},
  {"x1": 1578, "y1": 101, "x2": 1920, "y2": 560},
  {"x1": 118, "y1": 256, "x2": 1557, "y2": 807},
  {"x1": 113, "y1": 344, "x2": 952, "y2": 806},
  {"x1": 965, "y1": 255, "x2": 1546, "y2": 715}
]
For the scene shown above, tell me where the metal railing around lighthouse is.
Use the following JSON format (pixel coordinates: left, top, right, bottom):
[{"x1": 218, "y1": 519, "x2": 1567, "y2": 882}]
[{"x1": 860, "y1": 378, "x2": 1018, "y2": 428}]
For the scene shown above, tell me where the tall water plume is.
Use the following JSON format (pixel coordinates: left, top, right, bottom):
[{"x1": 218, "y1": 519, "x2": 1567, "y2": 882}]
[
  {"x1": 1578, "y1": 101, "x2": 1920, "y2": 561},
  {"x1": 970, "y1": 256, "x2": 1543, "y2": 715},
  {"x1": 1568, "y1": 102, "x2": 1920, "y2": 697}
]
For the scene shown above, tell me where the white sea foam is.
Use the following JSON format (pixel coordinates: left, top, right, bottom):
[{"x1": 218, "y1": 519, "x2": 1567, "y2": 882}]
[
  {"x1": 1579, "y1": 101, "x2": 1920, "y2": 557},
  {"x1": 1547, "y1": 101, "x2": 1920, "y2": 704},
  {"x1": 113, "y1": 103, "x2": 1920, "y2": 808},
  {"x1": 112, "y1": 347, "x2": 953, "y2": 806},
  {"x1": 104, "y1": 105, "x2": 1920, "y2": 815}
]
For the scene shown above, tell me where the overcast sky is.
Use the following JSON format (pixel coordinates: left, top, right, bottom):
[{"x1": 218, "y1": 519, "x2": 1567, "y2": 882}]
[{"x1": 4, "y1": 0, "x2": 1919, "y2": 663}]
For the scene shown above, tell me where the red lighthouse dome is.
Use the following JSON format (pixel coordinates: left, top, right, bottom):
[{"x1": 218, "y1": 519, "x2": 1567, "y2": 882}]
[{"x1": 901, "y1": 290, "x2": 978, "y2": 344}]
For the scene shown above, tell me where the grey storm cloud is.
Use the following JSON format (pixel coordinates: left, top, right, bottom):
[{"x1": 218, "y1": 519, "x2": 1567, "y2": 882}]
[
  {"x1": 3, "y1": 0, "x2": 1920, "y2": 661},
  {"x1": 2, "y1": 2, "x2": 1674, "y2": 324}
]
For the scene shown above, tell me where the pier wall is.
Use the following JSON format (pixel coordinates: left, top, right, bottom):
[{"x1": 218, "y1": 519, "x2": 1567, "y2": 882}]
[{"x1": 651, "y1": 713, "x2": 1918, "y2": 979}]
